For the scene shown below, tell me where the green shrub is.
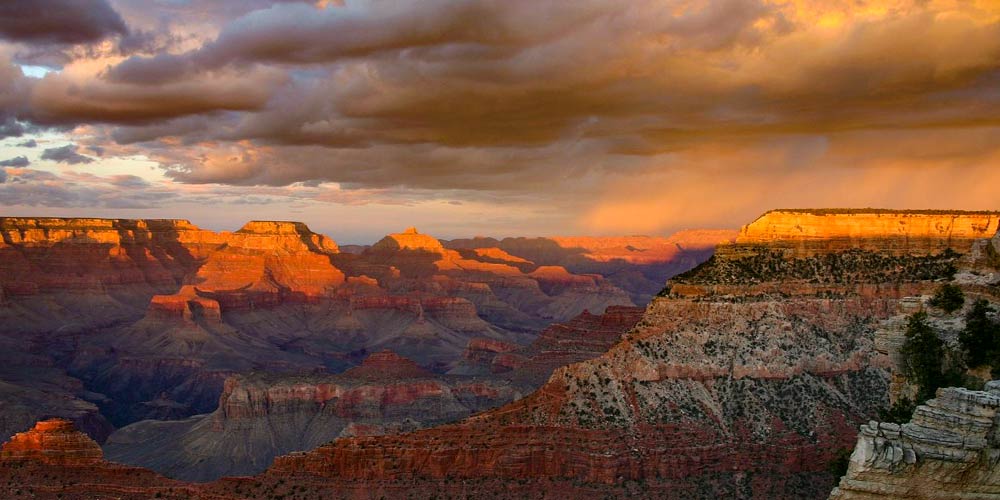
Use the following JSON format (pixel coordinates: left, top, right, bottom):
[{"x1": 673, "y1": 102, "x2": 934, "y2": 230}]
[
  {"x1": 828, "y1": 448, "x2": 853, "y2": 480},
  {"x1": 929, "y1": 284, "x2": 965, "y2": 313},
  {"x1": 900, "y1": 311, "x2": 965, "y2": 402},
  {"x1": 959, "y1": 299, "x2": 1000, "y2": 369},
  {"x1": 878, "y1": 397, "x2": 916, "y2": 424}
]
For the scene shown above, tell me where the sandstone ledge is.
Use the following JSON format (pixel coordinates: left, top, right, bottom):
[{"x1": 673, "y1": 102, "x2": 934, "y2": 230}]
[{"x1": 830, "y1": 381, "x2": 1000, "y2": 499}]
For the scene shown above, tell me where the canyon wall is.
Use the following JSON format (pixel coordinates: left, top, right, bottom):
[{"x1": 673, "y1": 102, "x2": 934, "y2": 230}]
[
  {"x1": 104, "y1": 306, "x2": 643, "y2": 481},
  {"x1": 102, "y1": 351, "x2": 519, "y2": 481},
  {"x1": 730, "y1": 210, "x2": 999, "y2": 257}
]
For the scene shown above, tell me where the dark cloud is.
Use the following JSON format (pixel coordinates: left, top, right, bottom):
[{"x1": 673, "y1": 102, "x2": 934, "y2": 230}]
[
  {"x1": 16, "y1": 139, "x2": 37, "y2": 148},
  {"x1": 107, "y1": 1, "x2": 613, "y2": 83},
  {"x1": 0, "y1": 168, "x2": 5, "y2": 183},
  {"x1": 0, "y1": 0, "x2": 128, "y2": 45},
  {"x1": 40, "y1": 144, "x2": 94, "y2": 164},
  {"x1": 0, "y1": 118, "x2": 28, "y2": 139},
  {"x1": 28, "y1": 66, "x2": 285, "y2": 126},
  {"x1": 0, "y1": 156, "x2": 30, "y2": 167},
  {"x1": 0, "y1": 167, "x2": 171, "y2": 208},
  {"x1": 0, "y1": 0, "x2": 998, "y2": 235}
]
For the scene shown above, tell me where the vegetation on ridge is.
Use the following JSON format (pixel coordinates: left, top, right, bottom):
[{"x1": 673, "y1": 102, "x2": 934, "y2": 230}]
[
  {"x1": 672, "y1": 249, "x2": 959, "y2": 286},
  {"x1": 959, "y1": 299, "x2": 1000, "y2": 375},
  {"x1": 929, "y1": 284, "x2": 965, "y2": 314},
  {"x1": 886, "y1": 296, "x2": 1000, "y2": 423}
]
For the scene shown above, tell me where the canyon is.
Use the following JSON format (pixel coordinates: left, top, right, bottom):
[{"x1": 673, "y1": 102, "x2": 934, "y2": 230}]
[
  {"x1": 0, "y1": 216, "x2": 717, "y2": 485},
  {"x1": 1, "y1": 209, "x2": 997, "y2": 499},
  {"x1": 2, "y1": 217, "x2": 709, "y2": 440}
]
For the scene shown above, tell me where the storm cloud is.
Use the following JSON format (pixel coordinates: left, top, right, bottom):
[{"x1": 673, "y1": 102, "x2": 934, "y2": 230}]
[
  {"x1": 0, "y1": 0, "x2": 128, "y2": 45},
  {"x1": 0, "y1": 0, "x2": 998, "y2": 236}
]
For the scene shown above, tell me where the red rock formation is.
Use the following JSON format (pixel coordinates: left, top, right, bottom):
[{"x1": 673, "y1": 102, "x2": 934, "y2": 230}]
[
  {"x1": 0, "y1": 218, "x2": 222, "y2": 297},
  {"x1": 445, "y1": 230, "x2": 737, "y2": 305},
  {"x1": 343, "y1": 350, "x2": 434, "y2": 380},
  {"x1": 0, "y1": 419, "x2": 103, "y2": 466},
  {"x1": 185, "y1": 220, "x2": 345, "y2": 309},
  {"x1": 8, "y1": 209, "x2": 996, "y2": 498},
  {"x1": 732, "y1": 209, "x2": 1000, "y2": 257}
]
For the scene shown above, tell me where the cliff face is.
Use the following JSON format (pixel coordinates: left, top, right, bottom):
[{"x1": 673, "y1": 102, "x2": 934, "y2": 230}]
[
  {"x1": 733, "y1": 210, "x2": 999, "y2": 257},
  {"x1": 451, "y1": 305, "x2": 646, "y2": 388},
  {"x1": 830, "y1": 381, "x2": 1000, "y2": 499}
]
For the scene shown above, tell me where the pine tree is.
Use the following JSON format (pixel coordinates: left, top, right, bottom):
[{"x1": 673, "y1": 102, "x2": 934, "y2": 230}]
[
  {"x1": 959, "y1": 299, "x2": 1000, "y2": 369},
  {"x1": 900, "y1": 311, "x2": 946, "y2": 402}
]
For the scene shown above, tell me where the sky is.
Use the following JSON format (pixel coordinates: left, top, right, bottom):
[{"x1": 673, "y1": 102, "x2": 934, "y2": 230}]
[{"x1": 0, "y1": 0, "x2": 998, "y2": 243}]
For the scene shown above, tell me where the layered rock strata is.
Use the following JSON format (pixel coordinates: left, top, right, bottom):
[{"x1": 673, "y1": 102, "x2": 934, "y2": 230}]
[
  {"x1": 1, "y1": 419, "x2": 103, "y2": 466},
  {"x1": 452, "y1": 305, "x2": 646, "y2": 388},
  {"x1": 259, "y1": 210, "x2": 992, "y2": 497},
  {"x1": 103, "y1": 351, "x2": 520, "y2": 481},
  {"x1": 1, "y1": 209, "x2": 995, "y2": 499},
  {"x1": 731, "y1": 210, "x2": 999, "y2": 257},
  {"x1": 103, "y1": 306, "x2": 644, "y2": 482},
  {"x1": 0, "y1": 218, "x2": 653, "y2": 431},
  {"x1": 830, "y1": 381, "x2": 1000, "y2": 499}
]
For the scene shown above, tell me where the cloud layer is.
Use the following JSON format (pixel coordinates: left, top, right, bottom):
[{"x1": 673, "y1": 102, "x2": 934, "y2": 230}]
[
  {"x1": 0, "y1": 0, "x2": 998, "y2": 237},
  {"x1": 0, "y1": 0, "x2": 127, "y2": 46}
]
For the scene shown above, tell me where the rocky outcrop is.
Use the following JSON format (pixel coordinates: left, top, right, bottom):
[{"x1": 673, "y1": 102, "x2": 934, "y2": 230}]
[
  {"x1": 669, "y1": 212, "x2": 978, "y2": 297},
  {"x1": 1, "y1": 419, "x2": 103, "y2": 466},
  {"x1": 0, "y1": 419, "x2": 199, "y2": 499},
  {"x1": 370, "y1": 227, "x2": 446, "y2": 253},
  {"x1": 830, "y1": 381, "x2": 1000, "y2": 499},
  {"x1": 182, "y1": 220, "x2": 345, "y2": 309}
]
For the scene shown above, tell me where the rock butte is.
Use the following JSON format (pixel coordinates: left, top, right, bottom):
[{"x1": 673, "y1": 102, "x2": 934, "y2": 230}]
[
  {"x1": 370, "y1": 227, "x2": 446, "y2": 253},
  {"x1": 0, "y1": 419, "x2": 103, "y2": 466}
]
